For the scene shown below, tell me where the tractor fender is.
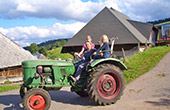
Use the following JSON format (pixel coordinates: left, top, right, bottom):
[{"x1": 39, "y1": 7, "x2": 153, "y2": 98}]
[{"x1": 89, "y1": 58, "x2": 127, "y2": 70}]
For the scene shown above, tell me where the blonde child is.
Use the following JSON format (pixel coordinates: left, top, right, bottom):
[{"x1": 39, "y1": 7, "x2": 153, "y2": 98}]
[{"x1": 93, "y1": 34, "x2": 111, "y2": 59}]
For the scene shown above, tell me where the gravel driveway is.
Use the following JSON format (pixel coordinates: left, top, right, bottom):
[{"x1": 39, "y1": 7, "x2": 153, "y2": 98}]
[{"x1": 0, "y1": 52, "x2": 170, "y2": 110}]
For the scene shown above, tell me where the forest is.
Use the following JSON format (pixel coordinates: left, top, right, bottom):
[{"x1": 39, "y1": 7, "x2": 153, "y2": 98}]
[{"x1": 147, "y1": 17, "x2": 170, "y2": 25}]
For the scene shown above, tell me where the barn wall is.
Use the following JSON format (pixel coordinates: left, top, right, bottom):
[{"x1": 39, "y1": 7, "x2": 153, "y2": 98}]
[{"x1": 0, "y1": 66, "x2": 22, "y2": 77}]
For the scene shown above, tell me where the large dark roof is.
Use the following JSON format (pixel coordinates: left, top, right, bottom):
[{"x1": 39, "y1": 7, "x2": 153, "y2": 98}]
[
  {"x1": 128, "y1": 20, "x2": 153, "y2": 41},
  {"x1": 62, "y1": 7, "x2": 154, "y2": 53}
]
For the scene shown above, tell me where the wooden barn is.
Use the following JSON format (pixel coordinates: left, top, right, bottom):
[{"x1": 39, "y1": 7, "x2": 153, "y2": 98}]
[
  {"x1": 0, "y1": 33, "x2": 36, "y2": 77},
  {"x1": 62, "y1": 7, "x2": 158, "y2": 57}
]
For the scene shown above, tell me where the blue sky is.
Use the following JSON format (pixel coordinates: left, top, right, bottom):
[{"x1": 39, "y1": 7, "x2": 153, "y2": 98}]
[
  {"x1": 0, "y1": 17, "x2": 76, "y2": 28},
  {"x1": 0, "y1": 0, "x2": 170, "y2": 47}
]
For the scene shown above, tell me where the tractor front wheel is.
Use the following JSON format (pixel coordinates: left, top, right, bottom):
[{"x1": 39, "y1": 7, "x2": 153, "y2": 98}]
[
  {"x1": 87, "y1": 64, "x2": 125, "y2": 105},
  {"x1": 20, "y1": 85, "x2": 25, "y2": 99},
  {"x1": 23, "y1": 88, "x2": 51, "y2": 110},
  {"x1": 20, "y1": 84, "x2": 31, "y2": 99}
]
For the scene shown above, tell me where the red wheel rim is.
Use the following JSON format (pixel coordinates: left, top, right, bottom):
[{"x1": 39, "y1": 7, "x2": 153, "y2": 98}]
[
  {"x1": 97, "y1": 71, "x2": 121, "y2": 100},
  {"x1": 27, "y1": 94, "x2": 46, "y2": 110}
]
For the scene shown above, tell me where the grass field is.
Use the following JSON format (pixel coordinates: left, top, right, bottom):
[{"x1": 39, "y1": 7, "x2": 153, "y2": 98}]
[
  {"x1": 123, "y1": 46, "x2": 170, "y2": 83},
  {"x1": 0, "y1": 85, "x2": 20, "y2": 93},
  {"x1": 1, "y1": 46, "x2": 170, "y2": 93},
  {"x1": 47, "y1": 47, "x2": 73, "y2": 60}
]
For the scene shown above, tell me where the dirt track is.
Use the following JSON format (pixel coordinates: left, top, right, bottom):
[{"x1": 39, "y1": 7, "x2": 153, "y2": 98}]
[{"x1": 0, "y1": 52, "x2": 170, "y2": 110}]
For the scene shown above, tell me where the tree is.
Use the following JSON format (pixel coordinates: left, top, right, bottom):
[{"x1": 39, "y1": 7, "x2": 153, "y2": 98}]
[
  {"x1": 39, "y1": 46, "x2": 47, "y2": 56},
  {"x1": 29, "y1": 43, "x2": 39, "y2": 54},
  {"x1": 56, "y1": 41, "x2": 62, "y2": 47},
  {"x1": 52, "y1": 42, "x2": 57, "y2": 49},
  {"x1": 60, "y1": 39, "x2": 66, "y2": 46},
  {"x1": 53, "y1": 41, "x2": 61, "y2": 49},
  {"x1": 47, "y1": 45, "x2": 51, "y2": 50}
]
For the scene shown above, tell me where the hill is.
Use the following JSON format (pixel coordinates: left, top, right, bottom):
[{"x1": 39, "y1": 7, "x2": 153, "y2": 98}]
[
  {"x1": 47, "y1": 47, "x2": 73, "y2": 60},
  {"x1": 123, "y1": 46, "x2": 170, "y2": 83},
  {"x1": 24, "y1": 38, "x2": 70, "y2": 50},
  {"x1": 148, "y1": 17, "x2": 170, "y2": 25}
]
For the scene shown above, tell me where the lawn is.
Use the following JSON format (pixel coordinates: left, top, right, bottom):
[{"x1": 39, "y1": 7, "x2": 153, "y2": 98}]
[
  {"x1": 0, "y1": 85, "x2": 20, "y2": 93},
  {"x1": 123, "y1": 46, "x2": 170, "y2": 83},
  {"x1": 47, "y1": 47, "x2": 73, "y2": 60}
]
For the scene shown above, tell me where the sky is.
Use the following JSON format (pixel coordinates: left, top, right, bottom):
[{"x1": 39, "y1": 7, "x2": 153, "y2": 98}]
[{"x1": 0, "y1": 0, "x2": 170, "y2": 47}]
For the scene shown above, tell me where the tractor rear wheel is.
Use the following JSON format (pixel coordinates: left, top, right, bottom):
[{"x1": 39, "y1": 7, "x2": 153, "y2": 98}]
[
  {"x1": 87, "y1": 64, "x2": 125, "y2": 105},
  {"x1": 23, "y1": 88, "x2": 51, "y2": 110}
]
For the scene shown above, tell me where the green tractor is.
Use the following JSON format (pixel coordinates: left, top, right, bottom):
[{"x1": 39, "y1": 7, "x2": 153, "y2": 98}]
[{"x1": 20, "y1": 38, "x2": 127, "y2": 110}]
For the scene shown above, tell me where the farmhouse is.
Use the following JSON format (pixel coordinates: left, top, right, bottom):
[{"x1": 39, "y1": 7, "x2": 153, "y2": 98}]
[
  {"x1": 62, "y1": 7, "x2": 158, "y2": 57},
  {"x1": 0, "y1": 33, "x2": 36, "y2": 77}
]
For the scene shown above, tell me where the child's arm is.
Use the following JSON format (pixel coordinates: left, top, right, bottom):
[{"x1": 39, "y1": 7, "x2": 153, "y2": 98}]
[
  {"x1": 78, "y1": 47, "x2": 85, "y2": 56},
  {"x1": 93, "y1": 43, "x2": 106, "y2": 55},
  {"x1": 96, "y1": 43, "x2": 107, "y2": 53}
]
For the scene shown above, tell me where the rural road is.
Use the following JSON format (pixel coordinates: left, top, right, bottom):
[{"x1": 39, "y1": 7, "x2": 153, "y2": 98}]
[{"x1": 0, "y1": 52, "x2": 170, "y2": 110}]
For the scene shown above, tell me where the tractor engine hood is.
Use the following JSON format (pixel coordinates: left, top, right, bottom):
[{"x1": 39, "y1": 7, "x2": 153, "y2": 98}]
[{"x1": 22, "y1": 60, "x2": 73, "y2": 68}]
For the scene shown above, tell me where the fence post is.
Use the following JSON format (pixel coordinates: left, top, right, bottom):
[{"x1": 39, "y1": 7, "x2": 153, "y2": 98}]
[{"x1": 122, "y1": 48, "x2": 128, "y2": 62}]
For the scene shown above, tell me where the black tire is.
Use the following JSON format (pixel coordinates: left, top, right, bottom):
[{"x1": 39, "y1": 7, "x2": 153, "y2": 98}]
[
  {"x1": 87, "y1": 64, "x2": 125, "y2": 105},
  {"x1": 23, "y1": 88, "x2": 51, "y2": 110},
  {"x1": 20, "y1": 84, "x2": 30, "y2": 99},
  {"x1": 75, "y1": 89, "x2": 89, "y2": 97},
  {"x1": 20, "y1": 85, "x2": 25, "y2": 99}
]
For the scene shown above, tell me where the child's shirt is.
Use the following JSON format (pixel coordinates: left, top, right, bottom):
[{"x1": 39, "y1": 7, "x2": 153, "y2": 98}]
[{"x1": 82, "y1": 42, "x2": 95, "y2": 49}]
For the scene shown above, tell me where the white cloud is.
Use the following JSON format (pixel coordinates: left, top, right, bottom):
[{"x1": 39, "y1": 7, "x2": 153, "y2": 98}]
[
  {"x1": 0, "y1": 0, "x2": 170, "y2": 47},
  {"x1": 0, "y1": 0, "x2": 169, "y2": 22},
  {"x1": 16, "y1": 1, "x2": 37, "y2": 13},
  {"x1": 0, "y1": 22, "x2": 85, "y2": 47},
  {"x1": 121, "y1": 0, "x2": 170, "y2": 21},
  {"x1": 0, "y1": 0, "x2": 120, "y2": 22},
  {"x1": 15, "y1": 40, "x2": 30, "y2": 47}
]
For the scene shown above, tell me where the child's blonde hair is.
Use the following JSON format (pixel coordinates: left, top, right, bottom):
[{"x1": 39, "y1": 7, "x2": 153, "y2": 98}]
[
  {"x1": 86, "y1": 35, "x2": 92, "y2": 42},
  {"x1": 101, "y1": 34, "x2": 109, "y2": 43}
]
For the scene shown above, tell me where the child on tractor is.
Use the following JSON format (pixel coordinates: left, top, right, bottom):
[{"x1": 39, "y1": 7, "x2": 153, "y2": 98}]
[
  {"x1": 74, "y1": 35, "x2": 95, "y2": 58},
  {"x1": 71, "y1": 41, "x2": 96, "y2": 81},
  {"x1": 93, "y1": 34, "x2": 111, "y2": 59}
]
